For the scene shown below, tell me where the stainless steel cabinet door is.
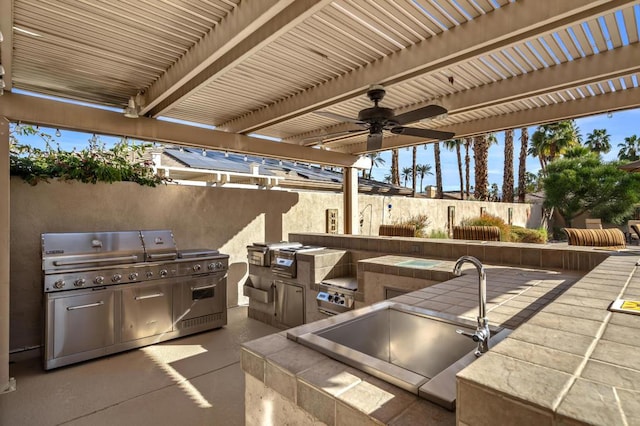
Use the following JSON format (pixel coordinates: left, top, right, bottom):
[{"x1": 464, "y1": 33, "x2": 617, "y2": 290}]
[
  {"x1": 51, "y1": 289, "x2": 115, "y2": 358},
  {"x1": 121, "y1": 283, "x2": 173, "y2": 342},
  {"x1": 274, "y1": 280, "x2": 304, "y2": 328}
]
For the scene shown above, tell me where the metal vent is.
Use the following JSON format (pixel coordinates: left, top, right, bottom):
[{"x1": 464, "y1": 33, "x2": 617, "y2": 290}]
[{"x1": 181, "y1": 313, "x2": 222, "y2": 329}]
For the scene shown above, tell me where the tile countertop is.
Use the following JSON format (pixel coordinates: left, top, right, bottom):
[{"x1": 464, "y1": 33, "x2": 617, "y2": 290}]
[
  {"x1": 241, "y1": 253, "x2": 640, "y2": 425},
  {"x1": 457, "y1": 253, "x2": 640, "y2": 426}
]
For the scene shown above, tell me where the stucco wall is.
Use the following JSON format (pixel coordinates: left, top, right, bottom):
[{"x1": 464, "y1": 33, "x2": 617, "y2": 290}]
[{"x1": 9, "y1": 178, "x2": 541, "y2": 352}]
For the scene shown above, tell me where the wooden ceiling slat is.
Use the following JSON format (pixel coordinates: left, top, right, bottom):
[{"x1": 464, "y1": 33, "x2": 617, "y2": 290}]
[
  {"x1": 603, "y1": 13, "x2": 623, "y2": 48},
  {"x1": 622, "y1": 7, "x2": 639, "y2": 44},
  {"x1": 587, "y1": 19, "x2": 608, "y2": 52}
]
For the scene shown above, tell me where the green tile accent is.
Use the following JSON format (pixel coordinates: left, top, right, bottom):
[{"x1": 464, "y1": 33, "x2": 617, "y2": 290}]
[{"x1": 396, "y1": 259, "x2": 441, "y2": 269}]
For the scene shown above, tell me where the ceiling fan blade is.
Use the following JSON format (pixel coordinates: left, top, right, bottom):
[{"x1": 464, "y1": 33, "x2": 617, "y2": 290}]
[
  {"x1": 390, "y1": 126, "x2": 455, "y2": 141},
  {"x1": 314, "y1": 111, "x2": 364, "y2": 124},
  {"x1": 394, "y1": 105, "x2": 448, "y2": 125},
  {"x1": 366, "y1": 133, "x2": 384, "y2": 151}
]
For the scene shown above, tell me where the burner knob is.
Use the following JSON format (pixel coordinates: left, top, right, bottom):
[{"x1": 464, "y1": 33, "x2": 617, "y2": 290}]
[
  {"x1": 208, "y1": 263, "x2": 215, "y2": 271},
  {"x1": 160, "y1": 269, "x2": 168, "y2": 278},
  {"x1": 54, "y1": 279, "x2": 66, "y2": 289},
  {"x1": 94, "y1": 276, "x2": 104, "y2": 285},
  {"x1": 129, "y1": 272, "x2": 139, "y2": 281},
  {"x1": 73, "y1": 278, "x2": 86, "y2": 287},
  {"x1": 112, "y1": 274, "x2": 122, "y2": 283},
  {"x1": 193, "y1": 264, "x2": 201, "y2": 272},
  {"x1": 216, "y1": 262, "x2": 224, "y2": 269},
  {"x1": 146, "y1": 271, "x2": 154, "y2": 279}
]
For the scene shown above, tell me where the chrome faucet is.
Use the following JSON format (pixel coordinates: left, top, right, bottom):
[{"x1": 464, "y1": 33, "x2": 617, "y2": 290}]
[{"x1": 453, "y1": 256, "x2": 490, "y2": 356}]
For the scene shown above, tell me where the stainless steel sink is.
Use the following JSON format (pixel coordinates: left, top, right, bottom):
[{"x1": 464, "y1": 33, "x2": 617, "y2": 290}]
[{"x1": 288, "y1": 301, "x2": 510, "y2": 410}]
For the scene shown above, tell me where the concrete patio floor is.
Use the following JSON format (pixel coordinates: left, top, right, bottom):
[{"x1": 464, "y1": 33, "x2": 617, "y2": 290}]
[{"x1": 0, "y1": 306, "x2": 279, "y2": 426}]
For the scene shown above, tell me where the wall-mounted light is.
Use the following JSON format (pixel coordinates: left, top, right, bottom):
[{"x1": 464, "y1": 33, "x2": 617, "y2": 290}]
[
  {"x1": 224, "y1": 151, "x2": 229, "y2": 157},
  {"x1": 55, "y1": 129, "x2": 61, "y2": 137},
  {"x1": 279, "y1": 160, "x2": 282, "y2": 166},
  {"x1": 607, "y1": 111, "x2": 613, "y2": 119},
  {"x1": 243, "y1": 155, "x2": 247, "y2": 162},
  {"x1": 124, "y1": 96, "x2": 139, "y2": 118},
  {"x1": 202, "y1": 149, "x2": 207, "y2": 156},
  {"x1": 261, "y1": 158, "x2": 265, "y2": 165}
]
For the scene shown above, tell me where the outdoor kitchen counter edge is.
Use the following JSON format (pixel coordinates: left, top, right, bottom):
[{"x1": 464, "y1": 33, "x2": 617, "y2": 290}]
[{"x1": 241, "y1": 254, "x2": 640, "y2": 425}]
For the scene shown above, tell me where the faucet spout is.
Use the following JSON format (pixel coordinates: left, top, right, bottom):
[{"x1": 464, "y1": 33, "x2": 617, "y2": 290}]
[{"x1": 453, "y1": 256, "x2": 490, "y2": 356}]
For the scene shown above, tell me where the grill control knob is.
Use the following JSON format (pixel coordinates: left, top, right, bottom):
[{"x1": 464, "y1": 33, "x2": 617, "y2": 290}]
[
  {"x1": 193, "y1": 264, "x2": 201, "y2": 272},
  {"x1": 94, "y1": 276, "x2": 104, "y2": 285},
  {"x1": 216, "y1": 262, "x2": 224, "y2": 269},
  {"x1": 54, "y1": 279, "x2": 66, "y2": 289},
  {"x1": 160, "y1": 269, "x2": 168, "y2": 278},
  {"x1": 146, "y1": 271, "x2": 154, "y2": 279},
  {"x1": 208, "y1": 263, "x2": 216, "y2": 271},
  {"x1": 112, "y1": 274, "x2": 122, "y2": 283},
  {"x1": 129, "y1": 272, "x2": 139, "y2": 281},
  {"x1": 74, "y1": 278, "x2": 86, "y2": 287}
]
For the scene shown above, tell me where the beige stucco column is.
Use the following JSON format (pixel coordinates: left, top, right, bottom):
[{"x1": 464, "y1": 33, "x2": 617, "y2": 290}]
[
  {"x1": 0, "y1": 117, "x2": 13, "y2": 393},
  {"x1": 343, "y1": 167, "x2": 359, "y2": 235}
]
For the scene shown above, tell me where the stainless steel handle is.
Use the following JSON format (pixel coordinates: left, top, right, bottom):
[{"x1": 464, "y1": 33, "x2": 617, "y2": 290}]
[
  {"x1": 54, "y1": 255, "x2": 138, "y2": 266},
  {"x1": 67, "y1": 301, "x2": 104, "y2": 311},
  {"x1": 134, "y1": 293, "x2": 165, "y2": 300},
  {"x1": 146, "y1": 253, "x2": 176, "y2": 260},
  {"x1": 191, "y1": 284, "x2": 216, "y2": 291}
]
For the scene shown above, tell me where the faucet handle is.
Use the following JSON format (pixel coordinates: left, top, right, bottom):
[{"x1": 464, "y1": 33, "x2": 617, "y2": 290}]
[{"x1": 456, "y1": 329, "x2": 482, "y2": 342}]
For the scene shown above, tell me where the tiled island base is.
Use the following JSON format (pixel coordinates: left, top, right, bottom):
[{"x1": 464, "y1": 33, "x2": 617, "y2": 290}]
[{"x1": 242, "y1": 332, "x2": 455, "y2": 425}]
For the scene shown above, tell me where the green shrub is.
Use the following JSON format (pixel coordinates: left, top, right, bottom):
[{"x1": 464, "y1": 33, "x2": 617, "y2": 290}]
[
  {"x1": 461, "y1": 213, "x2": 511, "y2": 242},
  {"x1": 10, "y1": 134, "x2": 167, "y2": 187},
  {"x1": 510, "y1": 226, "x2": 547, "y2": 244},
  {"x1": 393, "y1": 214, "x2": 431, "y2": 238},
  {"x1": 428, "y1": 229, "x2": 449, "y2": 239}
]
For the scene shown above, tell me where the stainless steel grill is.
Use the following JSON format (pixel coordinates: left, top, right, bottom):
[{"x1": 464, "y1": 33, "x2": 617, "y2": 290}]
[{"x1": 42, "y1": 230, "x2": 228, "y2": 370}]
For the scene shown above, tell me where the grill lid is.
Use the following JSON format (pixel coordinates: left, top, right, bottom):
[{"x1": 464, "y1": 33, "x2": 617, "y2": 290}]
[
  {"x1": 42, "y1": 231, "x2": 145, "y2": 272},
  {"x1": 140, "y1": 230, "x2": 177, "y2": 261}
]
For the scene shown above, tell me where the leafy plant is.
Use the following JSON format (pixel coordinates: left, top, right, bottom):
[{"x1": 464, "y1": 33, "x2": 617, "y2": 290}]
[
  {"x1": 393, "y1": 214, "x2": 431, "y2": 238},
  {"x1": 428, "y1": 229, "x2": 449, "y2": 239},
  {"x1": 10, "y1": 125, "x2": 166, "y2": 187},
  {"x1": 462, "y1": 213, "x2": 511, "y2": 242},
  {"x1": 510, "y1": 226, "x2": 547, "y2": 244}
]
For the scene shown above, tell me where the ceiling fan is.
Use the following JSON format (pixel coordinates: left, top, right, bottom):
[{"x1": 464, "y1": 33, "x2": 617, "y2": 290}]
[{"x1": 312, "y1": 85, "x2": 455, "y2": 151}]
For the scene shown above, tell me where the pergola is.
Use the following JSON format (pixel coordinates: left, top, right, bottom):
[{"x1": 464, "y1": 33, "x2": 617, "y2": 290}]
[{"x1": 1, "y1": 0, "x2": 639, "y2": 393}]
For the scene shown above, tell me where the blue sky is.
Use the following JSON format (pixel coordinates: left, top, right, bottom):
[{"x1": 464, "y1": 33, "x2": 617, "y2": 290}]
[
  {"x1": 370, "y1": 108, "x2": 640, "y2": 191},
  {"x1": 9, "y1": 89, "x2": 640, "y2": 192}
]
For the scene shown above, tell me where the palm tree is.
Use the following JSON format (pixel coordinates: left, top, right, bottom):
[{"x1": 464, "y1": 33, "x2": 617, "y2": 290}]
[
  {"x1": 464, "y1": 137, "x2": 472, "y2": 198},
  {"x1": 433, "y1": 142, "x2": 443, "y2": 198},
  {"x1": 473, "y1": 133, "x2": 496, "y2": 200},
  {"x1": 618, "y1": 135, "x2": 640, "y2": 161},
  {"x1": 502, "y1": 129, "x2": 514, "y2": 202},
  {"x1": 473, "y1": 135, "x2": 488, "y2": 200},
  {"x1": 529, "y1": 120, "x2": 582, "y2": 175},
  {"x1": 412, "y1": 146, "x2": 417, "y2": 196},
  {"x1": 416, "y1": 164, "x2": 433, "y2": 192},
  {"x1": 391, "y1": 149, "x2": 400, "y2": 185},
  {"x1": 585, "y1": 128, "x2": 612, "y2": 155},
  {"x1": 401, "y1": 166, "x2": 413, "y2": 187},
  {"x1": 563, "y1": 145, "x2": 595, "y2": 158},
  {"x1": 366, "y1": 152, "x2": 385, "y2": 179},
  {"x1": 383, "y1": 174, "x2": 392, "y2": 184},
  {"x1": 443, "y1": 139, "x2": 464, "y2": 200},
  {"x1": 518, "y1": 127, "x2": 528, "y2": 203}
]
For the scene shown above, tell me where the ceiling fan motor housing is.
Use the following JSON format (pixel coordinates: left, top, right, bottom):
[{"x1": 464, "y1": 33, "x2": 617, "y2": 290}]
[{"x1": 357, "y1": 106, "x2": 396, "y2": 124}]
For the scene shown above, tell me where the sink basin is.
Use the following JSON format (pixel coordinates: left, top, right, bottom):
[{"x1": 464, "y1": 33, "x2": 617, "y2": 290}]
[{"x1": 288, "y1": 301, "x2": 510, "y2": 410}]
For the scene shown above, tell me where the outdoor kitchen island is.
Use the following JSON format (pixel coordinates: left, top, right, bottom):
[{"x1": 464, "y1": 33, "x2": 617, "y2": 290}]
[{"x1": 241, "y1": 234, "x2": 640, "y2": 425}]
